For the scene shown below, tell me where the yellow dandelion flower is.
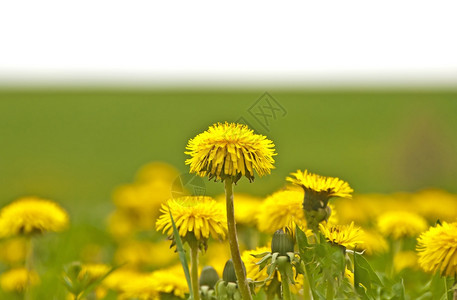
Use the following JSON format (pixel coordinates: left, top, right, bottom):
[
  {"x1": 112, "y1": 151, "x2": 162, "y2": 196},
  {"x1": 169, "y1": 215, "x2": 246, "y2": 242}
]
[
  {"x1": 103, "y1": 269, "x2": 144, "y2": 294},
  {"x1": 0, "y1": 238, "x2": 27, "y2": 266},
  {"x1": 79, "y1": 263, "x2": 110, "y2": 282},
  {"x1": 0, "y1": 197, "x2": 69, "y2": 237},
  {"x1": 242, "y1": 246, "x2": 270, "y2": 283},
  {"x1": 360, "y1": 230, "x2": 389, "y2": 255},
  {"x1": 257, "y1": 190, "x2": 306, "y2": 234},
  {"x1": 217, "y1": 193, "x2": 262, "y2": 225},
  {"x1": 319, "y1": 222, "x2": 364, "y2": 249},
  {"x1": 114, "y1": 240, "x2": 176, "y2": 269},
  {"x1": 156, "y1": 196, "x2": 227, "y2": 241},
  {"x1": 185, "y1": 122, "x2": 276, "y2": 183},
  {"x1": 0, "y1": 267, "x2": 39, "y2": 293},
  {"x1": 412, "y1": 189, "x2": 457, "y2": 222},
  {"x1": 135, "y1": 161, "x2": 179, "y2": 184},
  {"x1": 377, "y1": 211, "x2": 427, "y2": 239},
  {"x1": 119, "y1": 265, "x2": 189, "y2": 300},
  {"x1": 287, "y1": 169, "x2": 353, "y2": 199},
  {"x1": 150, "y1": 265, "x2": 189, "y2": 298},
  {"x1": 394, "y1": 251, "x2": 418, "y2": 273},
  {"x1": 417, "y1": 222, "x2": 457, "y2": 277}
]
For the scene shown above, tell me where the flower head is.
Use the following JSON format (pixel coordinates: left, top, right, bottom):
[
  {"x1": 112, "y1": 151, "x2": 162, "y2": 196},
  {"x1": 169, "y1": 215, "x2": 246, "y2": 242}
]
[
  {"x1": 156, "y1": 196, "x2": 227, "y2": 242},
  {"x1": 417, "y1": 222, "x2": 457, "y2": 277},
  {"x1": 286, "y1": 170, "x2": 353, "y2": 232},
  {"x1": 0, "y1": 267, "x2": 39, "y2": 293},
  {"x1": 242, "y1": 246, "x2": 271, "y2": 283},
  {"x1": 377, "y1": 211, "x2": 427, "y2": 239},
  {"x1": 0, "y1": 197, "x2": 69, "y2": 237},
  {"x1": 319, "y1": 222, "x2": 364, "y2": 249},
  {"x1": 257, "y1": 190, "x2": 306, "y2": 234},
  {"x1": 360, "y1": 229, "x2": 389, "y2": 255},
  {"x1": 287, "y1": 169, "x2": 353, "y2": 199},
  {"x1": 185, "y1": 122, "x2": 276, "y2": 183}
]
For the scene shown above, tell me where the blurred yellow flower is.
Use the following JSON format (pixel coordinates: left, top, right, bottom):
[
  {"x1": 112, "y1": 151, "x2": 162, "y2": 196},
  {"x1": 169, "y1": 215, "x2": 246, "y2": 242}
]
[
  {"x1": 241, "y1": 246, "x2": 270, "y2": 283},
  {"x1": 119, "y1": 265, "x2": 188, "y2": 300},
  {"x1": 135, "y1": 161, "x2": 179, "y2": 184},
  {"x1": 287, "y1": 169, "x2": 353, "y2": 199},
  {"x1": 394, "y1": 251, "x2": 418, "y2": 273},
  {"x1": 107, "y1": 210, "x2": 137, "y2": 240},
  {"x1": 257, "y1": 189, "x2": 306, "y2": 233},
  {"x1": 377, "y1": 211, "x2": 427, "y2": 239},
  {"x1": 360, "y1": 230, "x2": 389, "y2": 255},
  {"x1": 344, "y1": 268, "x2": 354, "y2": 285},
  {"x1": 417, "y1": 222, "x2": 457, "y2": 277},
  {"x1": 102, "y1": 269, "x2": 144, "y2": 294},
  {"x1": 319, "y1": 222, "x2": 364, "y2": 249},
  {"x1": 114, "y1": 240, "x2": 176, "y2": 269},
  {"x1": 217, "y1": 193, "x2": 263, "y2": 226},
  {"x1": 201, "y1": 241, "x2": 231, "y2": 277},
  {"x1": 79, "y1": 263, "x2": 110, "y2": 282},
  {"x1": 0, "y1": 197, "x2": 69, "y2": 237},
  {"x1": 156, "y1": 196, "x2": 227, "y2": 241},
  {"x1": 185, "y1": 122, "x2": 276, "y2": 183},
  {"x1": 0, "y1": 238, "x2": 27, "y2": 266},
  {"x1": 412, "y1": 189, "x2": 457, "y2": 222},
  {"x1": 0, "y1": 267, "x2": 39, "y2": 293}
]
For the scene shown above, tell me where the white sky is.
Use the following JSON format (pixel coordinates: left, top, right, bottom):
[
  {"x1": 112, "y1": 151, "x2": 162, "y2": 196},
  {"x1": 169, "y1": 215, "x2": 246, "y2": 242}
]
[{"x1": 0, "y1": 1, "x2": 456, "y2": 87}]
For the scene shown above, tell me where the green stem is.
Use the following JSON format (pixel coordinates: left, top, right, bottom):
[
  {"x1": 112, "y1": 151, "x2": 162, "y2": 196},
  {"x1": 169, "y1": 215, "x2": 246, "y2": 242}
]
[
  {"x1": 278, "y1": 267, "x2": 292, "y2": 300},
  {"x1": 302, "y1": 263, "x2": 313, "y2": 300},
  {"x1": 224, "y1": 179, "x2": 252, "y2": 300},
  {"x1": 453, "y1": 276, "x2": 457, "y2": 300},
  {"x1": 190, "y1": 242, "x2": 201, "y2": 300},
  {"x1": 24, "y1": 236, "x2": 34, "y2": 300},
  {"x1": 326, "y1": 280, "x2": 335, "y2": 300}
]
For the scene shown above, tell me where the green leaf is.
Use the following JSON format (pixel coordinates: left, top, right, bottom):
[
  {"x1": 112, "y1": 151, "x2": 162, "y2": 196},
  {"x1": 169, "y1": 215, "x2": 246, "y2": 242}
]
[
  {"x1": 391, "y1": 279, "x2": 406, "y2": 300},
  {"x1": 354, "y1": 252, "x2": 383, "y2": 287},
  {"x1": 169, "y1": 209, "x2": 193, "y2": 300},
  {"x1": 79, "y1": 264, "x2": 121, "y2": 299},
  {"x1": 430, "y1": 271, "x2": 445, "y2": 300}
]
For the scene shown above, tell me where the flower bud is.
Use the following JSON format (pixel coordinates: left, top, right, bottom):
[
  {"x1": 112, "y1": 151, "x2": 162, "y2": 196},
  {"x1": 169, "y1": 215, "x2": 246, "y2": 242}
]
[
  {"x1": 199, "y1": 266, "x2": 219, "y2": 289},
  {"x1": 222, "y1": 259, "x2": 246, "y2": 284},
  {"x1": 271, "y1": 229, "x2": 294, "y2": 256}
]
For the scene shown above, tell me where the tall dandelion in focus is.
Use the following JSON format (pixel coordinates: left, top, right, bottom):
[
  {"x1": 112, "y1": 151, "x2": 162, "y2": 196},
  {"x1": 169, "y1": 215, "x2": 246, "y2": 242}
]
[
  {"x1": 186, "y1": 122, "x2": 276, "y2": 300},
  {"x1": 287, "y1": 170, "x2": 353, "y2": 232}
]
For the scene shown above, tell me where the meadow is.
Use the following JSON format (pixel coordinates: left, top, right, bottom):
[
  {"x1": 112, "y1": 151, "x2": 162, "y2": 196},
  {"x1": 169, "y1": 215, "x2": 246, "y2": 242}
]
[{"x1": 0, "y1": 88, "x2": 456, "y2": 299}]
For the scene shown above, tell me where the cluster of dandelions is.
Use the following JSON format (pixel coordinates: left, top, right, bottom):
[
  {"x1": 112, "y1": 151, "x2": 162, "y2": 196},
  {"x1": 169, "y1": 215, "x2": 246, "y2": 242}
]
[{"x1": 1, "y1": 121, "x2": 457, "y2": 300}]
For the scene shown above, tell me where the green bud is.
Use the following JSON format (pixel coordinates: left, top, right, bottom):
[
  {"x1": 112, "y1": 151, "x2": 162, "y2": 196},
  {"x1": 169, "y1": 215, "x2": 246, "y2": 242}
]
[
  {"x1": 271, "y1": 229, "x2": 295, "y2": 256},
  {"x1": 199, "y1": 266, "x2": 220, "y2": 289},
  {"x1": 222, "y1": 259, "x2": 246, "y2": 284}
]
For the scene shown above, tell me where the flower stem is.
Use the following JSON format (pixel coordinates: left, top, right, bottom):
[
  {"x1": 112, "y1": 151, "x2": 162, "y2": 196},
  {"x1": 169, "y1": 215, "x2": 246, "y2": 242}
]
[
  {"x1": 25, "y1": 236, "x2": 34, "y2": 300},
  {"x1": 302, "y1": 262, "x2": 313, "y2": 300},
  {"x1": 189, "y1": 242, "x2": 200, "y2": 300},
  {"x1": 224, "y1": 178, "x2": 252, "y2": 300},
  {"x1": 278, "y1": 267, "x2": 292, "y2": 300}
]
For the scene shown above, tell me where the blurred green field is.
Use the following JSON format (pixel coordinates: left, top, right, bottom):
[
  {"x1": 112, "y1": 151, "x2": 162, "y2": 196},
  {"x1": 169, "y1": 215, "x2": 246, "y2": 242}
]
[
  {"x1": 0, "y1": 88, "x2": 457, "y2": 299},
  {"x1": 1, "y1": 89, "x2": 456, "y2": 213}
]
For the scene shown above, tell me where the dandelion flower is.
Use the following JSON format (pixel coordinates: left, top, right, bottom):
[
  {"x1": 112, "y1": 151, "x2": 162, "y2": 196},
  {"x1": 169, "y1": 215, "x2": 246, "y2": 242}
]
[
  {"x1": 0, "y1": 238, "x2": 27, "y2": 265},
  {"x1": 120, "y1": 265, "x2": 189, "y2": 299},
  {"x1": 0, "y1": 267, "x2": 39, "y2": 293},
  {"x1": 377, "y1": 211, "x2": 427, "y2": 239},
  {"x1": 393, "y1": 251, "x2": 418, "y2": 273},
  {"x1": 319, "y1": 222, "x2": 364, "y2": 249},
  {"x1": 242, "y1": 246, "x2": 271, "y2": 283},
  {"x1": 287, "y1": 170, "x2": 353, "y2": 232},
  {"x1": 114, "y1": 240, "x2": 176, "y2": 269},
  {"x1": 156, "y1": 196, "x2": 227, "y2": 241},
  {"x1": 0, "y1": 197, "x2": 69, "y2": 237},
  {"x1": 360, "y1": 230, "x2": 389, "y2": 255},
  {"x1": 287, "y1": 169, "x2": 353, "y2": 199},
  {"x1": 257, "y1": 190, "x2": 306, "y2": 234},
  {"x1": 185, "y1": 122, "x2": 276, "y2": 183},
  {"x1": 417, "y1": 222, "x2": 457, "y2": 277}
]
